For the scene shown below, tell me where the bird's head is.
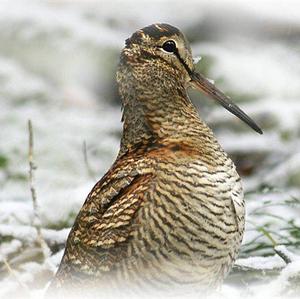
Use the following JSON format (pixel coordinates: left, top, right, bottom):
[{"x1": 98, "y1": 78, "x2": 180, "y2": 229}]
[{"x1": 118, "y1": 23, "x2": 262, "y2": 134}]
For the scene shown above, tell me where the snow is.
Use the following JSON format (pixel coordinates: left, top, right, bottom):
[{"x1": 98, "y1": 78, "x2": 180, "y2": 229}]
[
  {"x1": 254, "y1": 259, "x2": 300, "y2": 298},
  {"x1": 0, "y1": 225, "x2": 70, "y2": 245},
  {"x1": 0, "y1": 240, "x2": 22, "y2": 262},
  {"x1": 236, "y1": 255, "x2": 286, "y2": 270},
  {"x1": 0, "y1": 0, "x2": 300, "y2": 298}
]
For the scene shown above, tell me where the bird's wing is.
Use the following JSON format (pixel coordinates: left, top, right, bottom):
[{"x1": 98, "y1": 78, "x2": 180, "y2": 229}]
[
  {"x1": 230, "y1": 177, "x2": 245, "y2": 237},
  {"x1": 53, "y1": 155, "x2": 154, "y2": 283}
]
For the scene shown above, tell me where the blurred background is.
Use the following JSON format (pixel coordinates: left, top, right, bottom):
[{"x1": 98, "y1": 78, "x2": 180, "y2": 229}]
[{"x1": 0, "y1": 0, "x2": 299, "y2": 297}]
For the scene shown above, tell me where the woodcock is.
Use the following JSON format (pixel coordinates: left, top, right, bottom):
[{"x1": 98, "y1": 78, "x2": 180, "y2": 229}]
[{"x1": 48, "y1": 23, "x2": 262, "y2": 297}]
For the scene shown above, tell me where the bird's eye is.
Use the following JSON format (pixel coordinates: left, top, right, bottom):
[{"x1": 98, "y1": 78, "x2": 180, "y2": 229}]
[{"x1": 162, "y1": 40, "x2": 177, "y2": 53}]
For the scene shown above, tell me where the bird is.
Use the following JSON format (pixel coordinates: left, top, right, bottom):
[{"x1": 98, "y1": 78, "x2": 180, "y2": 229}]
[{"x1": 47, "y1": 23, "x2": 262, "y2": 298}]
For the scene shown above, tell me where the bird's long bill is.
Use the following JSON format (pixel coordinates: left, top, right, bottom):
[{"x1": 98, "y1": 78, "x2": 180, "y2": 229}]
[{"x1": 190, "y1": 72, "x2": 263, "y2": 134}]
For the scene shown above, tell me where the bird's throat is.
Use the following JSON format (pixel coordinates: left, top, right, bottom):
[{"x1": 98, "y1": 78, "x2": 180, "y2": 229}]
[
  {"x1": 116, "y1": 59, "x2": 216, "y2": 157},
  {"x1": 119, "y1": 90, "x2": 214, "y2": 157}
]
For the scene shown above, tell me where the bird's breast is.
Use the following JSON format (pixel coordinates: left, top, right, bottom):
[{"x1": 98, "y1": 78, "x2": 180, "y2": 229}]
[{"x1": 118, "y1": 151, "x2": 245, "y2": 292}]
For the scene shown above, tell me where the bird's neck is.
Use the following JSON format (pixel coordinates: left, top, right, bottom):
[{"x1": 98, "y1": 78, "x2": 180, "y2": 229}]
[{"x1": 117, "y1": 62, "x2": 218, "y2": 157}]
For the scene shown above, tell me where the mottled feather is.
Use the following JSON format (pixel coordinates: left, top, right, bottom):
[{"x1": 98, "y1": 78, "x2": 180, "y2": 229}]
[{"x1": 48, "y1": 23, "x2": 245, "y2": 298}]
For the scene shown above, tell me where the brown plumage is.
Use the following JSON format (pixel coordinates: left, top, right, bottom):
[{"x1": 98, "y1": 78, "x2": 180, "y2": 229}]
[{"x1": 48, "y1": 23, "x2": 262, "y2": 297}]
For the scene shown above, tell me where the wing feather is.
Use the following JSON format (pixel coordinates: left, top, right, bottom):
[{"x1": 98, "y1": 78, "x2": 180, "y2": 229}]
[{"x1": 53, "y1": 157, "x2": 153, "y2": 285}]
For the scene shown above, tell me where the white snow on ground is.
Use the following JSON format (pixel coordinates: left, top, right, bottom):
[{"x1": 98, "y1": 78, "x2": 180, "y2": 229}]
[
  {"x1": 0, "y1": 240, "x2": 23, "y2": 262},
  {"x1": 236, "y1": 255, "x2": 285, "y2": 270},
  {"x1": 0, "y1": 0, "x2": 300, "y2": 298}
]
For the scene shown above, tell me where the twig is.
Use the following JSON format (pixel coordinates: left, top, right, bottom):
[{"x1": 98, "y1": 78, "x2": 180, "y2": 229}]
[
  {"x1": 28, "y1": 120, "x2": 51, "y2": 261},
  {"x1": 247, "y1": 220, "x2": 292, "y2": 265},
  {"x1": 28, "y1": 120, "x2": 38, "y2": 223},
  {"x1": 274, "y1": 246, "x2": 292, "y2": 264},
  {"x1": 2, "y1": 257, "x2": 30, "y2": 294},
  {"x1": 82, "y1": 140, "x2": 96, "y2": 181},
  {"x1": 233, "y1": 263, "x2": 283, "y2": 273},
  {"x1": 3, "y1": 257, "x2": 15, "y2": 275}
]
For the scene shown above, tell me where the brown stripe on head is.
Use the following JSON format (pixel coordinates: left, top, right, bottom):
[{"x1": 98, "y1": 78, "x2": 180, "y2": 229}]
[
  {"x1": 125, "y1": 23, "x2": 180, "y2": 47},
  {"x1": 142, "y1": 23, "x2": 180, "y2": 39}
]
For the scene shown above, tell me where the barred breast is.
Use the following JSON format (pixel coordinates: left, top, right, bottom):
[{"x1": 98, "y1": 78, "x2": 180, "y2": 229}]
[
  {"x1": 110, "y1": 143, "x2": 245, "y2": 296},
  {"x1": 49, "y1": 142, "x2": 244, "y2": 298}
]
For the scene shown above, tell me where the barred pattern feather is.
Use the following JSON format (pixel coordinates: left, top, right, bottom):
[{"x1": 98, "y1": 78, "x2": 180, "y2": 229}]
[{"x1": 48, "y1": 23, "x2": 246, "y2": 298}]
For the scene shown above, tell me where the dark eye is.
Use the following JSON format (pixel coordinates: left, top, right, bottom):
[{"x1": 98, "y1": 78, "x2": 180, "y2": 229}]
[{"x1": 162, "y1": 40, "x2": 177, "y2": 53}]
